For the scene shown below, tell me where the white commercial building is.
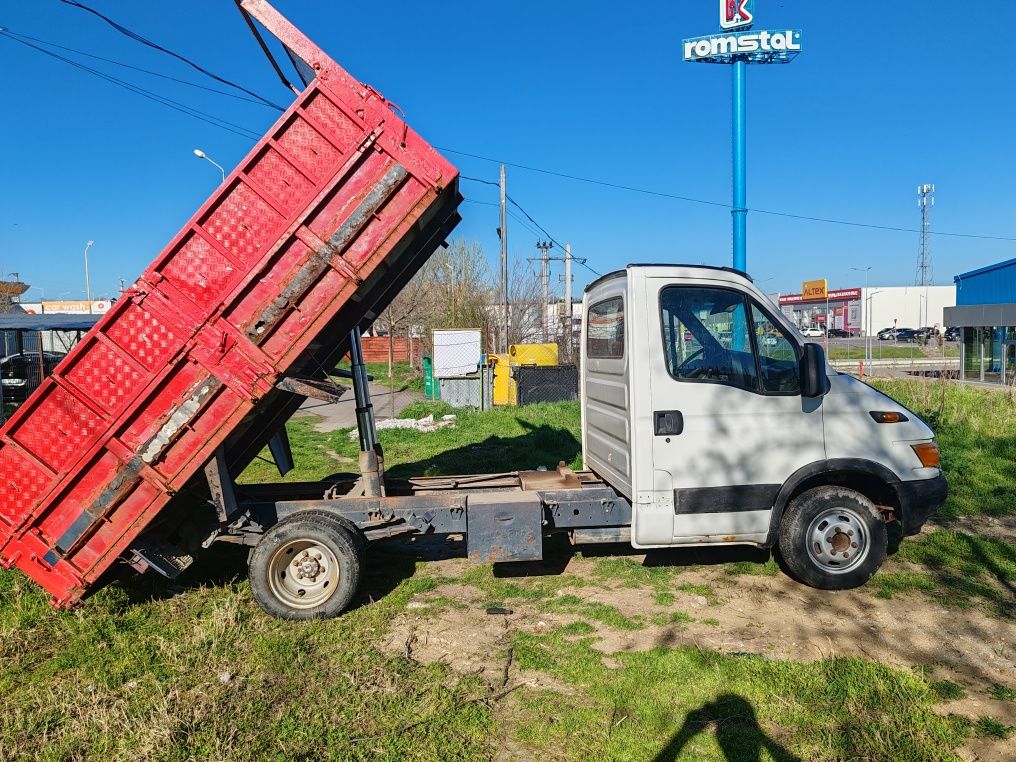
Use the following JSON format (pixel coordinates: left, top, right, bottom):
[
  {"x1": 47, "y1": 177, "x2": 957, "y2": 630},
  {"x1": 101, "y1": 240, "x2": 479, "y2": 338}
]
[
  {"x1": 778, "y1": 284, "x2": 955, "y2": 335},
  {"x1": 862, "y1": 285, "x2": 955, "y2": 334}
]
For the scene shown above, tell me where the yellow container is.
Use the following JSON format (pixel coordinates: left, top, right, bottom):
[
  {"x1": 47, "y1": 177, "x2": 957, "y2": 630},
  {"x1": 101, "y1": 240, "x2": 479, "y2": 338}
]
[
  {"x1": 489, "y1": 354, "x2": 513, "y2": 405},
  {"x1": 508, "y1": 342, "x2": 559, "y2": 367}
]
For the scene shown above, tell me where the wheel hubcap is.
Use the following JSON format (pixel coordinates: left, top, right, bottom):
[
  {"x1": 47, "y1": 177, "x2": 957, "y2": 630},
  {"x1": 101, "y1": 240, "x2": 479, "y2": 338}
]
[
  {"x1": 805, "y1": 507, "x2": 868, "y2": 574},
  {"x1": 268, "y1": 539, "x2": 340, "y2": 609}
]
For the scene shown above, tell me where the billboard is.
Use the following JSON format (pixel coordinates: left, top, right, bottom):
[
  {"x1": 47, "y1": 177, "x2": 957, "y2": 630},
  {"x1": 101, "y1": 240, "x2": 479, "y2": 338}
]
[
  {"x1": 802, "y1": 279, "x2": 828, "y2": 301},
  {"x1": 40, "y1": 300, "x2": 112, "y2": 314}
]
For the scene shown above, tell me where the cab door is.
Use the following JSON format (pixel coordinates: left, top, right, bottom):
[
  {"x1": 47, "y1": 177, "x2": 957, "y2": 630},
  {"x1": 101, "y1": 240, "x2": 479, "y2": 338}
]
[{"x1": 635, "y1": 279, "x2": 825, "y2": 546}]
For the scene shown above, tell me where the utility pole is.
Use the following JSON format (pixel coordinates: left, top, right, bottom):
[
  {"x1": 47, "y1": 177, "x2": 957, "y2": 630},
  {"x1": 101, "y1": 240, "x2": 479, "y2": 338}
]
[
  {"x1": 498, "y1": 164, "x2": 509, "y2": 351},
  {"x1": 83, "y1": 240, "x2": 95, "y2": 314},
  {"x1": 563, "y1": 243, "x2": 572, "y2": 357},
  {"x1": 916, "y1": 184, "x2": 934, "y2": 328},
  {"x1": 535, "y1": 240, "x2": 553, "y2": 341}
]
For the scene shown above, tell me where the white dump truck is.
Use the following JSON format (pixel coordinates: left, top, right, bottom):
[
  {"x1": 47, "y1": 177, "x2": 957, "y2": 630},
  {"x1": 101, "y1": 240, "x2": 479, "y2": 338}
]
[{"x1": 232, "y1": 264, "x2": 946, "y2": 618}]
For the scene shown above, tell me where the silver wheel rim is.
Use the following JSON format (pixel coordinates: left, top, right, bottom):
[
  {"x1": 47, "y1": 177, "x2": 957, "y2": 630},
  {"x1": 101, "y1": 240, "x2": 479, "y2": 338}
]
[
  {"x1": 805, "y1": 506, "x2": 869, "y2": 574},
  {"x1": 267, "y1": 539, "x2": 340, "y2": 609}
]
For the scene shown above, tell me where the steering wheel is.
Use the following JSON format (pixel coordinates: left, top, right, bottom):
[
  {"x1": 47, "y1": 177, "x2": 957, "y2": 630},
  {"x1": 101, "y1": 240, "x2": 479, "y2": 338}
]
[{"x1": 677, "y1": 347, "x2": 706, "y2": 377}]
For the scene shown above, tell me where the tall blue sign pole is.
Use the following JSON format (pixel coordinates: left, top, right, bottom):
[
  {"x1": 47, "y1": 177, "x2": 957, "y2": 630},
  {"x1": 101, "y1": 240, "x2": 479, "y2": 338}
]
[
  {"x1": 683, "y1": 2, "x2": 802, "y2": 272},
  {"x1": 732, "y1": 58, "x2": 747, "y2": 272}
]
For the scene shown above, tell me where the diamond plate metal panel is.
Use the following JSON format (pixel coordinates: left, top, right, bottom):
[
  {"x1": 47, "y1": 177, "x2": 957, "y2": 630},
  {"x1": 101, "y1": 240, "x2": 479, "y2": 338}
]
[
  {"x1": 275, "y1": 116, "x2": 341, "y2": 181},
  {"x1": 10, "y1": 386, "x2": 104, "y2": 471},
  {"x1": 247, "y1": 147, "x2": 314, "y2": 216},
  {"x1": 160, "y1": 234, "x2": 239, "y2": 312},
  {"x1": 302, "y1": 92, "x2": 360, "y2": 154},
  {"x1": 0, "y1": 446, "x2": 52, "y2": 528},
  {"x1": 200, "y1": 182, "x2": 284, "y2": 265},
  {"x1": 63, "y1": 339, "x2": 147, "y2": 415},
  {"x1": 105, "y1": 303, "x2": 180, "y2": 372}
]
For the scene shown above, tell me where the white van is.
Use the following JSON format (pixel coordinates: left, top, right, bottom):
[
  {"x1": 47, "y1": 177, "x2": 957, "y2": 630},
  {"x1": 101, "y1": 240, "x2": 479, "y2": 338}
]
[{"x1": 582, "y1": 264, "x2": 946, "y2": 589}]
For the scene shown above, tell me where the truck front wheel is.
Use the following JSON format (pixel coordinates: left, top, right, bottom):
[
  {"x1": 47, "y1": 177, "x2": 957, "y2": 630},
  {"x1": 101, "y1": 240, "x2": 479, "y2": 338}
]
[
  {"x1": 249, "y1": 512, "x2": 365, "y2": 619},
  {"x1": 777, "y1": 486, "x2": 887, "y2": 590}
]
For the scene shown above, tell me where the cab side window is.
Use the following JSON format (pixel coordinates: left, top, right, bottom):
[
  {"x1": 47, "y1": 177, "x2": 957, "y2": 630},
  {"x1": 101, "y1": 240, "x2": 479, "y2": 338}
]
[
  {"x1": 587, "y1": 297, "x2": 625, "y2": 358},
  {"x1": 751, "y1": 303, "x2": 800, "y2": 393},
  {"x1": 660, "y1": 286, "x2": 759, "y2": 392}
]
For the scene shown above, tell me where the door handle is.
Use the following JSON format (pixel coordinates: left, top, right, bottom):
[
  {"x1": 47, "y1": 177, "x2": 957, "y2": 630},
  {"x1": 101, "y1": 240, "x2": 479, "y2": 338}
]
[{"x1": 654, "y1": 410, "x2": 683, "y2": 436}]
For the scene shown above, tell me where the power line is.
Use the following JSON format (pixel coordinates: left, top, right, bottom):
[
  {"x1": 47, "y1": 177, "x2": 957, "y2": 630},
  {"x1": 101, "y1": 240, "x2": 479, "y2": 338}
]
[
  {"x1": 3, "y1": 28, "x2": 275, "y2": 107},
  {"x1": 462, "y1": 177, "x2": 602, "y2": 276},
  {"x1": 56, "y1": 0, "x2": 286, "y2": 111},
  {"x1": 0, "y1": 31, "x2": 262, "y2": 140},
  {"x1": 6, "y1": 12, "x2": 1011, "y2": 247},
  {"x1": 447, "y1": 146, "x2": 1016, "y2": 243}
]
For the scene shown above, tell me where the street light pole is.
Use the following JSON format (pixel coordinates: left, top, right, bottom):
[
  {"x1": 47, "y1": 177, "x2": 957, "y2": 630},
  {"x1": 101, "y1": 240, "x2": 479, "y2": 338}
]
[
  {"x1": 851, "y1": 266, "x2": 871, "y2": 365},
  {"x1": 83, "y1": 240, "x2": 95, "y2": 314},
  {"x1": 193, "y1": 149, "x2": 226, "y2": 183}
]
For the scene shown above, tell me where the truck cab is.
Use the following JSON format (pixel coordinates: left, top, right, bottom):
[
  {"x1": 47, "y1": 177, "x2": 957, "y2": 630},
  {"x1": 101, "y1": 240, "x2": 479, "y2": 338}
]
[{"x1": 582, "y1": 264, "x2": 947, "y2": 589}]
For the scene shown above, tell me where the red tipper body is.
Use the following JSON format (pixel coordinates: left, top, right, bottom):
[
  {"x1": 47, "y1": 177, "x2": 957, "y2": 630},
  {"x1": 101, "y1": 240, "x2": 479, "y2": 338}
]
[{"x1": 0, "y1": 0, "x2": 460, "y2": 608}]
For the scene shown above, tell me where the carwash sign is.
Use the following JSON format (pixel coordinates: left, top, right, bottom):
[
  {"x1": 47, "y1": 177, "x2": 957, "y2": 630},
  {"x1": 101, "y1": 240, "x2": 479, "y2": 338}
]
[{"x1": 683, "y1": 2, "x2": 802, "y2": 271}]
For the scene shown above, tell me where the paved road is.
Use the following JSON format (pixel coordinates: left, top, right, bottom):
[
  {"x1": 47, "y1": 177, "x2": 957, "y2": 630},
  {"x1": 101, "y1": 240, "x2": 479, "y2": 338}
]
[{"x1": 293, "y1": 381, "x2": 424, "y2": 433}]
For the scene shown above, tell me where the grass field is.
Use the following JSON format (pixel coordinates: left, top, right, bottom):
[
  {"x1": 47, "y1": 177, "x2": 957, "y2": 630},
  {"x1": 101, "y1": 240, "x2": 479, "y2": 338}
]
[
  {"x1": 329, "y1": 359, "x2": 425, "y2": 393},
  {"x1": 1, "y1": 378, "x2": 1012, "y2": 759}
]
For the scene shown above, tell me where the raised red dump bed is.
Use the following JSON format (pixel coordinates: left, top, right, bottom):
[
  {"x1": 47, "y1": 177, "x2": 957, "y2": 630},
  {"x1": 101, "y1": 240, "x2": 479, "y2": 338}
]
[{"x1": 0, "y1": 0, "x2": 460, "y2": 607}]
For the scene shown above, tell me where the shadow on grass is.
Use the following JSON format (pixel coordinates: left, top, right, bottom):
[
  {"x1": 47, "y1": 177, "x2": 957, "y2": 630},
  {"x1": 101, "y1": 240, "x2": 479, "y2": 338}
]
[
  {"x1": 653, "y1": 693, "x2": 801, "y2": 762},
  {"x1": 105, "y1": 533, "x2": 422, "y2": 614},
  {"x1": 384, "y1": 420, "x2": 581, "y2": 479},
  {"x1": 384, "y1": 531, "x2": 774, "y2": 582}
]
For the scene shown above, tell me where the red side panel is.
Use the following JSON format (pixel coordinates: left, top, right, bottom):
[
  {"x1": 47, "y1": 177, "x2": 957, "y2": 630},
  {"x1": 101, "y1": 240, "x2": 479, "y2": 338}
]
[{"x1": 0, "y1": 0, "x2": 459, "y2": 607}]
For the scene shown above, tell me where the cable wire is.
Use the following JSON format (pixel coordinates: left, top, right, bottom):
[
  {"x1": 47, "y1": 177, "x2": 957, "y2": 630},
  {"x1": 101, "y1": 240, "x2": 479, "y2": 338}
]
[
  {"x1": 2, "y1": 28, "x2": 274, "y2": 107},
  {"x1": 0, "y1": 31, "x2": 262, "y2": 140},
  {"x1": 447, "y1": 146, "x2": 1016, "y2": 243},
  {"x1": 57, "y1": 0, "x2": 286, "y2": 111}
]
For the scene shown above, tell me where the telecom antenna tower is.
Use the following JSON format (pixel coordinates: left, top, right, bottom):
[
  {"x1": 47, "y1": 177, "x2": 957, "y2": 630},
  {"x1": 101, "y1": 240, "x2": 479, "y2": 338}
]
[{"x1": 916, "y1": 183, "x2": 934, "y2": 326}]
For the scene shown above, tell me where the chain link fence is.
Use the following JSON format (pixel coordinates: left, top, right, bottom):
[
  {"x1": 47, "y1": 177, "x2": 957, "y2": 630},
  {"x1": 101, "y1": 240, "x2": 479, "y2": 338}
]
[{"x1": 514, "y1": 365, "x2": 578, "y2": 405}]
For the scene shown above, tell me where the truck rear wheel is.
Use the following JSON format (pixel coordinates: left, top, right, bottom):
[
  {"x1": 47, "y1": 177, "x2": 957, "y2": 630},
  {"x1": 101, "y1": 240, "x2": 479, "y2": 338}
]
[
  {"x1": 777, "y1": 486, "x2": 886, "y2": 590},
  {"x1": 249, "y1": 512, "x2": 365, "y2": 619}
]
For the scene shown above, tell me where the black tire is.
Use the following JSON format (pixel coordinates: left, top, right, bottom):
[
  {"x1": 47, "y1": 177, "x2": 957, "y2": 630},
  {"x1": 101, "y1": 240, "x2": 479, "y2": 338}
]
[
  {"x1": 777, "y1": 486, "x2": 887, "y2": 590},
  {"x1": 249, "y1": 511, "x2": 365, "y2": 620}
]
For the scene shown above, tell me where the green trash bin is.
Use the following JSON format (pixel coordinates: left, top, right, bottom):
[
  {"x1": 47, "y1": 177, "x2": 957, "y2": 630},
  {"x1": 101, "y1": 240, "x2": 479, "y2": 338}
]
[{"x1": 423, "y1": 356, "x2": 439, "y2": 400}]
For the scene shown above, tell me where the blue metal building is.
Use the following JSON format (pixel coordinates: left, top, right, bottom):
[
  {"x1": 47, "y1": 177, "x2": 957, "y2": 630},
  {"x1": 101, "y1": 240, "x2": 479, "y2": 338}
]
[{"x1": 945, "y1": 259, "x2": 1016, "y2": 384}]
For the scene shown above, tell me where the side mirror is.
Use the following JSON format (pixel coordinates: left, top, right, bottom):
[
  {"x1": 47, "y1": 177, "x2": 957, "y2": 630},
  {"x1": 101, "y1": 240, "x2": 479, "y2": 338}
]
[{"x1": 800, "y1": 342, "x2": 830, "y2": 398}]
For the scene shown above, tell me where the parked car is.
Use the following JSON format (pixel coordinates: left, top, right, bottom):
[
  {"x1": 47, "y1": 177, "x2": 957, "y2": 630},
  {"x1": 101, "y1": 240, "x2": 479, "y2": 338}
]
[
  {"x1": 893, "y1": 328, "x2": 920, "y2": 342},
  {"x1": 827, "y1": 328, "x2": 850, "y2": 338},
  {"x1": 944, "y1": 326, "x2": 961, "y2": 342},
  {"x1": 0, "y1": 352, "x2": 65, "y2": 403},
  {"x1": 801, "y1": 326, "x2": 824, "y2": 337},
  {"x1": 878, "y1": 327, "x2": 915, "y2": 341}
]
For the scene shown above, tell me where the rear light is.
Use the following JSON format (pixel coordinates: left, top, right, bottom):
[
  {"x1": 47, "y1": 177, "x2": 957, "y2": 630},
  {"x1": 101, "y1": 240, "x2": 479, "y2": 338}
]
[
  {"x1": 911, "y1": 442, "x2": 940, "y2": 468},
  {"x1": 870, "y1": 411, "x2": 908, "y2": 423}
]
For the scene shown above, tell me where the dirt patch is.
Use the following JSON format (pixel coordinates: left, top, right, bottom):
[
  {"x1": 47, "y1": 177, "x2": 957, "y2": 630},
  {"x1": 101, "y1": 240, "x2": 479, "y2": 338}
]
[
  {"x1": 379, "y1": 541, "x2": 1015, "y2": 758},
  {"x1": 934, "y1": 515, "x2": 1016, "y2": 543}
]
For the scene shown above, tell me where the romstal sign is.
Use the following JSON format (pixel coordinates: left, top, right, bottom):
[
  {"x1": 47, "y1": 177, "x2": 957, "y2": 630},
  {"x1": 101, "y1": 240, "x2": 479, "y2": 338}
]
[{"x1": 683, "y1": 1, "x2": 802, "y2": 271}]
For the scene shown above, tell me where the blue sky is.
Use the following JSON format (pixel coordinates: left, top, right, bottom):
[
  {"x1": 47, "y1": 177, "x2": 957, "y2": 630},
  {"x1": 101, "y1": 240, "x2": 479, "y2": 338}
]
[{"x1": 0, "y1": 0, "x2": 1013, "y2": 302}]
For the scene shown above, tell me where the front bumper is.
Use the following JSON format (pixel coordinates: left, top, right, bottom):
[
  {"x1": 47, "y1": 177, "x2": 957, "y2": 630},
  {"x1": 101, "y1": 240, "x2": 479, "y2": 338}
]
[{"x1": 895, "y1": 473, "x2": 948, "y2": 535}]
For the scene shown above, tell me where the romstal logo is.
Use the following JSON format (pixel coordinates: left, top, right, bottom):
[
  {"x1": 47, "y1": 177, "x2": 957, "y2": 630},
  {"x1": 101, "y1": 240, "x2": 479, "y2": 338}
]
[{"x1": 720, "y1": 0, "x2": 753, "y2": 30}]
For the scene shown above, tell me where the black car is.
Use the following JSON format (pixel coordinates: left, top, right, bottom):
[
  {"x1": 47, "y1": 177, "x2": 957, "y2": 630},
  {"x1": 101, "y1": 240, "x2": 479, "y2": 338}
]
[
  {"x1": 944, "y1": 326, "x2": 961, "y2": 342},
  {"x1": 827, "y1": 328, "x2": 851, "y2": 338},
  {"x1": 0, "y1": 352, "x2": 65, "y2": 403},
  {"x1": 893, "y1": 328, "x2": 919, "y2": 342}
]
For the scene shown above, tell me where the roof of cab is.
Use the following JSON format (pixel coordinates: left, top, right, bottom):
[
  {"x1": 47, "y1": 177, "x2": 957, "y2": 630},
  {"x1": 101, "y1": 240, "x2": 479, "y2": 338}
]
[{"x1": 584, "y1": 264, "x2": 753, "y2": 293}]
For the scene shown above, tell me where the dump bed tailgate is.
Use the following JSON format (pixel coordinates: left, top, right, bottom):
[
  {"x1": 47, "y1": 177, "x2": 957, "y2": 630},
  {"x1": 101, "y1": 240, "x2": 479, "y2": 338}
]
[{"x1": 0, "y1": 0, "x2": 460, "y2": 606}]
